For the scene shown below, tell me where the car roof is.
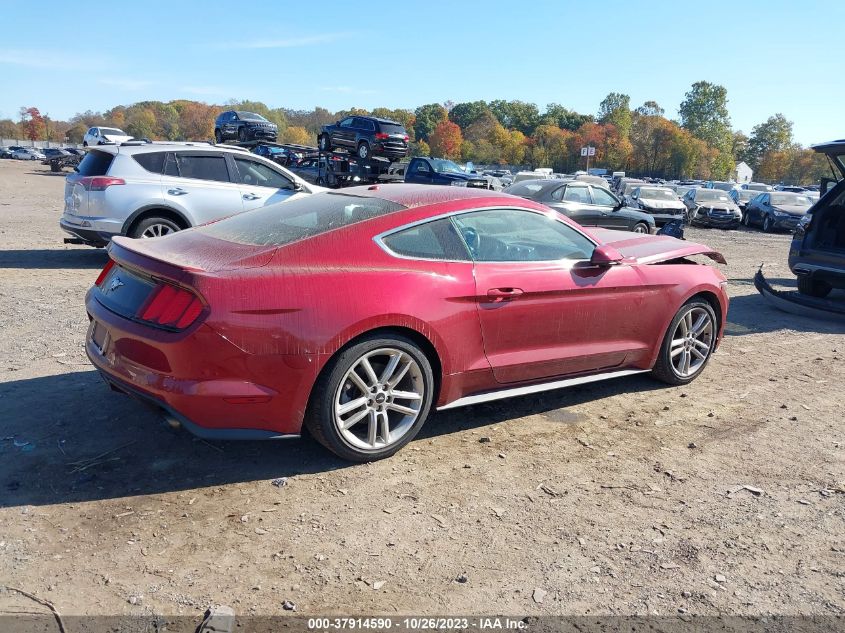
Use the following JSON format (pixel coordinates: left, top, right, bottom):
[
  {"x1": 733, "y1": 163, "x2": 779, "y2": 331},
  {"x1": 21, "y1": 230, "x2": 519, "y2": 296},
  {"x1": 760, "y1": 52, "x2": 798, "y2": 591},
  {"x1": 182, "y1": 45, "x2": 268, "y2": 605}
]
[
  {"x1": 88, "y1": 142, "x2": 251, "y2": 155},
  {"x1": 339, "y1": 183, "x2": 521, "y2": 208}
]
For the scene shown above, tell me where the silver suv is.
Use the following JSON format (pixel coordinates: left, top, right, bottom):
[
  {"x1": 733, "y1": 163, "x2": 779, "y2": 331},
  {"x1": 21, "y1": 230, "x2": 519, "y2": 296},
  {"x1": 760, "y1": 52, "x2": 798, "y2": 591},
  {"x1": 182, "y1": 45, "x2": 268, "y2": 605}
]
[{"x1": 60, "y1": 142, "x2": 320, "y2": 246}]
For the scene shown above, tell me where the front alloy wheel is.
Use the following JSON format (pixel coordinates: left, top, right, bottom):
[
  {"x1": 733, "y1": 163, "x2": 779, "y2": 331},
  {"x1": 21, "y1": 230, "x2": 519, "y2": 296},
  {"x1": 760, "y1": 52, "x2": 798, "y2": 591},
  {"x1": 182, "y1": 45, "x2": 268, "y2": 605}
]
[
  {"x1": 652, "y1": 300, "x2": 717, "y2": 385},
  {"x1": 632, "y1": 222, "x2": 649, "y2": 234},
  {"x1": 306, "y1": 336, "x2": 435, "y2": 461}
]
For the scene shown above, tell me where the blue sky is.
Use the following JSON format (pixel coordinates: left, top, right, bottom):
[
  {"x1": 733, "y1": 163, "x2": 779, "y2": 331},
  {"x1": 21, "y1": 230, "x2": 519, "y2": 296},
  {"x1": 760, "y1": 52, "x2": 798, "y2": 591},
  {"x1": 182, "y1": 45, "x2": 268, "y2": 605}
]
[{"x1": 1, "y1": 0, "x2": 839, "y2": 145}]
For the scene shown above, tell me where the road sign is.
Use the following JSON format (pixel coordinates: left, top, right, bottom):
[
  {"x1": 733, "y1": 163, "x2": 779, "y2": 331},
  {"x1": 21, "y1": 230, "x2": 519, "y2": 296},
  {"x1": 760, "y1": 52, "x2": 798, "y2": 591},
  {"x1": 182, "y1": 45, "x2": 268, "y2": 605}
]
[
  {"x1": 580, "y1": 147, "x2": 588, "y2": 157},
  {"x1": 588, "y1": 146, "x2": 596, "y2": 156}
]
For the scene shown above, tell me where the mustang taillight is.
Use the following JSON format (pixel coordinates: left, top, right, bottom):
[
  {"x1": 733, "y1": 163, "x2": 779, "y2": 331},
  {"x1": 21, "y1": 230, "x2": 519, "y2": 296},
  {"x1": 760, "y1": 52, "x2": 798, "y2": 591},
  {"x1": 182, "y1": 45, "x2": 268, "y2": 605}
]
[
  {"x1": 137, "y1": 283, "x2": 204, "y2": 329},
  {"x1": 79, "y1": 176, "x2": 126, "y2": 191},
  {"x1": 94, "y1": 259, "x2": 115, "y2": 286}
]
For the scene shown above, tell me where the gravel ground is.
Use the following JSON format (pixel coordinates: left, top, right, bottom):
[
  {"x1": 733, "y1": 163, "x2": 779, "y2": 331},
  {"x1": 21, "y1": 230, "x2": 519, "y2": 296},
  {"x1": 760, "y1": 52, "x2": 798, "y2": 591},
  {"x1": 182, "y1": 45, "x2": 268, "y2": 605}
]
[{"x1": 0, "y1": 159, "x2": 843, "y2": 621}]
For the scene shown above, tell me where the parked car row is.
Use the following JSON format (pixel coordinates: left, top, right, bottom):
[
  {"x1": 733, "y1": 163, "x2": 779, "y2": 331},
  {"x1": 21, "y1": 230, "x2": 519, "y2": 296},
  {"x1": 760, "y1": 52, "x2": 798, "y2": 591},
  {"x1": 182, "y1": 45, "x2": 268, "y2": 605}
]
[{"x1": 1, "y1": 146, "x2": 46, "y2": 160}]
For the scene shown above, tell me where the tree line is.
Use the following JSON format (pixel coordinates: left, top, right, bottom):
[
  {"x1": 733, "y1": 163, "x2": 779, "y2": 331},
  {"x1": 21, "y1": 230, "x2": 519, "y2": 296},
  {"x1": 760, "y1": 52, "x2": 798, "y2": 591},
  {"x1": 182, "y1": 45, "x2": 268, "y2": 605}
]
[{"x1": 2, "y1": 81, "x2": 829, "y2": 185}]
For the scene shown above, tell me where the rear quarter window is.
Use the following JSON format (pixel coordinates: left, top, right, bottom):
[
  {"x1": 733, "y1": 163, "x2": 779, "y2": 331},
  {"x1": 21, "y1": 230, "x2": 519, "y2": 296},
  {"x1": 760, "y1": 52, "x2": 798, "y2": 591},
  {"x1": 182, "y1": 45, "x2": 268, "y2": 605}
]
[
  {"x1": 76, "y1": 150, "x2": 114, "y2": 176},
  {"x1": 132, "y1": 151, "x2": 166, "y2": 174},
  {"x1": 382, "y1": 218, "x2": 470, "y2": 261}
]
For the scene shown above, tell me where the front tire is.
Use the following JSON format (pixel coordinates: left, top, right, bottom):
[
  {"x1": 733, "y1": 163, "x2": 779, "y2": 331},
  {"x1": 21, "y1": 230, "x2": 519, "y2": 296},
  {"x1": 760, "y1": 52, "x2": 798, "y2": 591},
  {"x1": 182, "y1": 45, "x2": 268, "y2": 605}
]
[
  {"x1": 214, "y1": 129, "x2": 223, "y2": 144},
  {"x1": 632, "y1": 222, "x2": 650, "y2": 234},
  {"x1": 305, "y1": 335, "x2": 435, "y2": 462},
  {"x1": 797, "y1": 276, "x2": 832, "y2": 298},
  {"x1": 237, "y1": 127, "x2": 247, "y2": 142},
  {"x1": 742, "y1": 210, "x2": 751, "y2": 227},
  {"x1": 652, "y1": 299, "x2": 717, "y2": 386},
  {"x1": 318, "y1": 134, "x2": 332, "y2": 152},
  {"x1": 763, "y1": 215, "x2": 774, "y2": 233}
]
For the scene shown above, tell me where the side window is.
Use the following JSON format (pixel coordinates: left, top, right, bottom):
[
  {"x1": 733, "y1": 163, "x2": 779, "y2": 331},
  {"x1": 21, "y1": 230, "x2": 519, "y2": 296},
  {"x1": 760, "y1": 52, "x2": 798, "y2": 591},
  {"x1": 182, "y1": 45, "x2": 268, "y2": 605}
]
[
  {"x1": 164, "y1": 153, "x2": 179, "y2": 177},
  {"x1": 415, "y1": 161, "x2": 431, "y2": 173},
  {"x1": 234, "y1": 156, "x2": 293, "y2": 189},
  {"x1": 591, "y1": 187, "x2": 618, "y2": 206},
  {"x1": 453, "y1": 209, "x2": 595, "y2": 262},
  {"x1": 133, "y1": 152, "x2": 167, "y2": 174},
  {"x1": 562, "y1": 185, "x2": 589, "y2": 204},
  {"x1": 762, "y1": 194, "x2": 770, "y2": 205},
  {"x1": 550, "y1": 186, "x2": 564, "y2": 201},
  {"x1": 339, "y1": 118, "x2": 354, "y2": 128},
  {"x1": 382, "y1": 218, "x2": 470, "y2": 261},
  {"x1": 174, "y1": 153, "x2": 230, "y2": 182}
]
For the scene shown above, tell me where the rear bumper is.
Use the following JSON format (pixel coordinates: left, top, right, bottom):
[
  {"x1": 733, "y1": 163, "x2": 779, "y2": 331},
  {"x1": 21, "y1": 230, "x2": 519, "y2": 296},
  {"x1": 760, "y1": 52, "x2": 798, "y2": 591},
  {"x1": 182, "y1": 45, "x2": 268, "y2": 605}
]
[
  {"x1": 59, "y1": 218, "x2": 113, "y2": 246},
  {"x1": 85, "y1": 289, "x2": 316, "y2": 437},
  {"x1": 790, "y1": 260, "x2": 845, "y2": 289}
]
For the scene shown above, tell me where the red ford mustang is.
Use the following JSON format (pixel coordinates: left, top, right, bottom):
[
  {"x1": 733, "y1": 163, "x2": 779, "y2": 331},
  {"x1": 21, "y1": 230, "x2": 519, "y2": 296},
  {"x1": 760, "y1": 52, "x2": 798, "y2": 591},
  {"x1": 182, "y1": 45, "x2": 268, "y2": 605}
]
[{"x1": 85, "y1": 185, "x2": 729, "y2": 461}]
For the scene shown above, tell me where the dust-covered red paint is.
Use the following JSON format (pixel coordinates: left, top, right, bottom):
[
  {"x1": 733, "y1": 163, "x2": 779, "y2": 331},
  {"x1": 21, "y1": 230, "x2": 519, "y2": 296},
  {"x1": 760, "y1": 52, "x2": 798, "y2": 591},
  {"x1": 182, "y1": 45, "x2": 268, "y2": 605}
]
[{"x1": 84, "y1": 185, "x2": 729, "y2": 439}]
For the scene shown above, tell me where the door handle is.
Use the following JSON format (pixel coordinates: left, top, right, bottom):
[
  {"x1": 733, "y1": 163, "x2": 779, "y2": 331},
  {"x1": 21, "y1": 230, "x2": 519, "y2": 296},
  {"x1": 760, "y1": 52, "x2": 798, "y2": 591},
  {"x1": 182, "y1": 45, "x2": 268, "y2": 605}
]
[
  {"x1": 487, "y1": 287, "x2": 524, "y2": 299},
  {"x1": 167, "y1": 188, "x2": 187, "y2": 196},
  {"x1": 242, "y1": 193, "x2": 260, "y2": 200}
]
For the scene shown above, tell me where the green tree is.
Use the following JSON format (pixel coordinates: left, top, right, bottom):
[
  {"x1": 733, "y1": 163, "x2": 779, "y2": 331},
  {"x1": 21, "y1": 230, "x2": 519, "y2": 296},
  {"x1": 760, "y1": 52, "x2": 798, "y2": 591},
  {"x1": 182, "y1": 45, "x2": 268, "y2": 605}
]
[
  {"x1": 541, "y1": 103, "x2": 593, "y2": 131},
  {"x1": 488, "y1": 100, "x2": 540, "y2": 136},
  {"x1": 679, "y1": 81, "x2": 731, "y2": 147},
  {"x1": 597, "y1": 93, "x2": 632, "y2": 138},
  {"x1": 413, "y1": 103, "x2": 448, "y2": 142},
  {"x1": 448, "y1": 101, "x2": 490, "y2": 130},
  {"x1": 746, "y1": 114, "x2": 795, "y2": 169}
]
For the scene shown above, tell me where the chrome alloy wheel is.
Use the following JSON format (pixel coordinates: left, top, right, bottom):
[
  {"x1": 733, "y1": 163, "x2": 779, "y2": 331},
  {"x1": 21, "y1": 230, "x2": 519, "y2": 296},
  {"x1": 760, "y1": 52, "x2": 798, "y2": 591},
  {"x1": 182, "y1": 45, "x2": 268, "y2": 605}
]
[
  {"x1": 669, "y1": 306, "x2": 714, "y2": 378},
  {"x1": 333, "y1": 348, "x2": 424, "y2": 451},
  {"x1": 141, "y1": 223, "x2": 176, "y2": 238}
]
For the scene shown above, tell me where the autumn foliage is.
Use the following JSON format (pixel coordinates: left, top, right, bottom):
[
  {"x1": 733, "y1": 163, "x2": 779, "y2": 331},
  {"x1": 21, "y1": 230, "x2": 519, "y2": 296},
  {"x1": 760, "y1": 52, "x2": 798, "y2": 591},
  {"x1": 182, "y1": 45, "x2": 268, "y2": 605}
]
[
  {"x1": 0, "y1": 86, "x2": 829, "y2": 185},
  {"x1": 428, "y1": 121, "x2": 463, "y2": 160}
]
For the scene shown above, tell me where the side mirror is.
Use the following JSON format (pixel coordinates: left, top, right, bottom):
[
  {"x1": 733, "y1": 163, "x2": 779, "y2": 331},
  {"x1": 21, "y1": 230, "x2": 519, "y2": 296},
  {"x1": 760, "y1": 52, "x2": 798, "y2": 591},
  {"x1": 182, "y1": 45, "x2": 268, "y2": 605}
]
[{"x1": 590, "y1": 244, "x2": 624, "y2": 266}]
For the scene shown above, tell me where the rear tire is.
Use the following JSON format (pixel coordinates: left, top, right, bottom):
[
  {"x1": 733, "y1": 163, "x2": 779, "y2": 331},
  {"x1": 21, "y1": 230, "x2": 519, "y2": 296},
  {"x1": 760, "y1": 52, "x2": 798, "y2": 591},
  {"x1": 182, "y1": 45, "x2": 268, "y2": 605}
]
[
  {"x1": 797, "y1": 276, "x2": 832, "y2": 298},
  {"x1": 305, "y1": 334, "x2": 435, "y2": 462},
  {"x1": 632, "y1": 222, "x2": 650, "y2": 234},
  {"x1": 129, "y1": 216, "x2": 182, "y2": 239},
  {"x1": 652, "y1": 299, "x2": 717, "y2": 386},
  {"x1": 357, "y1": 142, "x2": 370, "y2": 160}
]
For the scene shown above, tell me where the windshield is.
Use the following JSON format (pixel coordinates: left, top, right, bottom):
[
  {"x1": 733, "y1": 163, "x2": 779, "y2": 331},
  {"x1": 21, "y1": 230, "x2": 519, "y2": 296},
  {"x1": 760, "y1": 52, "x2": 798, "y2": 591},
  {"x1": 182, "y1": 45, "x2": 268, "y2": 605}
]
[
  {"x1": 237, "y1": 112, "x2": 269, "y2": 122},
  {"x1": 771, "y1": 194, "x2": 813, "y2": 206},
  {"x1": 431, "y1": 159, "x2": 465, "y2": 174},
  {"x1": 100, "y1": 128, "x2": 125, "y2": 135},
  {"x1": 746, "y1": 183, "x2": 772, "y2": 191},
  {"x1": 640, "y1": 188, "x2": 678, "y2": 201},
  {"x1": 696, "y1": 190, "x2": 731, "y2": 202}
]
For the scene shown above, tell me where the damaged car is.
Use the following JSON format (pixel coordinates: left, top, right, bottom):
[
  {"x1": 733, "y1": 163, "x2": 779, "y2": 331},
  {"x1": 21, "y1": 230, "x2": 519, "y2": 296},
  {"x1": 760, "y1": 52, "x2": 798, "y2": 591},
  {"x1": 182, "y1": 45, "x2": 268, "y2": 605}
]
[
  {"x1": 788, "y1": 139, "x2": 845, "y2": 297},
  {"x1": 85, "y1": 185, "x2": 728, "y2": 462},
  {"x1": 744, "y1": 191, "x2": 813, "y2": 232},
  {"x1": 683, "y1": 188, "x2": 742, "y2": 228},
  {"x1": 629, "y1": 186, "x2": 687, "y2": 226}
]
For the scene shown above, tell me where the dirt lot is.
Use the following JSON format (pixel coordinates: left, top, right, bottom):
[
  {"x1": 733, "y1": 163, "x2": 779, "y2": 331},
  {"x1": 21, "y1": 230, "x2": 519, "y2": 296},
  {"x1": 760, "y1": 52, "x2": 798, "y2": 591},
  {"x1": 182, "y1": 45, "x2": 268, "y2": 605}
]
[{"x1": 1, "y1": 158, "x2": 843, "y2": 622}]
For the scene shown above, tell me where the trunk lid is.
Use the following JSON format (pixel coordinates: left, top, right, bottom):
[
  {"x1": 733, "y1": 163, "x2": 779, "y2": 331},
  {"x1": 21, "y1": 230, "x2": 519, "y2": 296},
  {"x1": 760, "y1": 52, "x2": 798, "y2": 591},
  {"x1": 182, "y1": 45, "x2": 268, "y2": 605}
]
[
  {"x1": 590, "y1": 229, "x2": 727, "y2": 265},
  {"x1": 109, "y1": 231, "x2": 278, "y2": 276}
]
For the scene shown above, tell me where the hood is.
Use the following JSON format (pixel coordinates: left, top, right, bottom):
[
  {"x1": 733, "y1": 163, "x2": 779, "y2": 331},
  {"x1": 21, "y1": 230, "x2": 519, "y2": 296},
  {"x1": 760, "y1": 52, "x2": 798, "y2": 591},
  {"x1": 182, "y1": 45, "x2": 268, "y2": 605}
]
[
  {"x1": 639, "y1": 198, "x2": 685, "y2": 210},
  {"x1": 101, "y1": 134, "x2": 133, "y2": 144},
  {"x1": 772, "y1": 205, "x2": 810, "y2": 216},
  {"x1": 589, "y1": 229, "x2": 727, "y2": 265}
]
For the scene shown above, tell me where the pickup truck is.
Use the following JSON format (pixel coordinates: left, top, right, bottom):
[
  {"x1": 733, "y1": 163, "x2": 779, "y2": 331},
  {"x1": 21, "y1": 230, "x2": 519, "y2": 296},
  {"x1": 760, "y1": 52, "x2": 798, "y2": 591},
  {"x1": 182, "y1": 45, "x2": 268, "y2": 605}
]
[{"x1": 403, "y1": 157, "x2": 490, "y2": 189}]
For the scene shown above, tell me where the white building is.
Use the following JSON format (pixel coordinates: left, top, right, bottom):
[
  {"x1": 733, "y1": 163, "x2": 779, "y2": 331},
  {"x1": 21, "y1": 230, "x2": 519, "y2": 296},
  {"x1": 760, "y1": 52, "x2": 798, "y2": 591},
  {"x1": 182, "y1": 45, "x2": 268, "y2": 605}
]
[{"x1": 733, "y1": 161, "x2": 753, "y2": 184}]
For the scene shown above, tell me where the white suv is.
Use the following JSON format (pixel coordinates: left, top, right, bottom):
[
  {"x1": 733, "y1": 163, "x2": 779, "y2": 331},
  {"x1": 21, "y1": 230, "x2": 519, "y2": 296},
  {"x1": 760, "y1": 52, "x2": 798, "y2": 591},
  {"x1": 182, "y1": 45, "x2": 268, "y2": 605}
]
[
  {"x1": 60, "y1": 142, "x2": 321, "y2": 246},
  {"x1": 83, "y1": 127, "x2": 133, "y2": 146}
]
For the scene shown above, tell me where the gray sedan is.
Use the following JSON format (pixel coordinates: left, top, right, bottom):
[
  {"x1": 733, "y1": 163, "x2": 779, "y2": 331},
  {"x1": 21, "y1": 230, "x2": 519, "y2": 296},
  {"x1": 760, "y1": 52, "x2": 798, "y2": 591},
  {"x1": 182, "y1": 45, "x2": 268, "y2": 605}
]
[{"x1": 504, "y1": 179, "x2": 656, "y2": 233}]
